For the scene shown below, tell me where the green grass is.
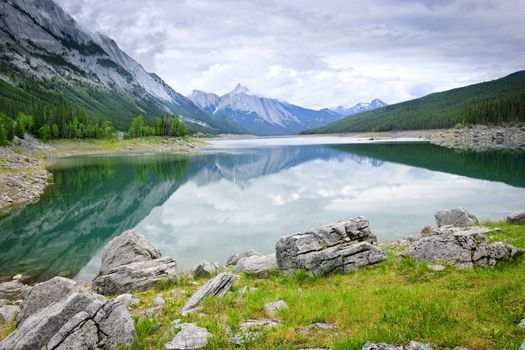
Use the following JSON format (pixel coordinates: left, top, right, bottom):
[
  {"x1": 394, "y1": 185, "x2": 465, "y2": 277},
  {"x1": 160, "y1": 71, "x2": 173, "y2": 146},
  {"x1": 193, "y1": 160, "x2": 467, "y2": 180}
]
[{"x1": 116, "y1": 222, "x2": 525, "y2": 350}]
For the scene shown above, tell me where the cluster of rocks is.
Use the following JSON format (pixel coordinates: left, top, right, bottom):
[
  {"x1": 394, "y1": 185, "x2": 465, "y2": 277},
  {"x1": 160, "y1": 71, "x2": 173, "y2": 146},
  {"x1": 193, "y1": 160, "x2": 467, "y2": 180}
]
[
  {"x1": 0, "y1": 135, "x2": 53, "y2": 213},
  {"x1": 396, "y1": 208, "x2": 523, "y2": 269},
  {"x1": 2, "y1": 208, "x2": 524, "y2": 349},
  {"x1": 430, "y1": 125, "x2": 525, "y2": 151}
]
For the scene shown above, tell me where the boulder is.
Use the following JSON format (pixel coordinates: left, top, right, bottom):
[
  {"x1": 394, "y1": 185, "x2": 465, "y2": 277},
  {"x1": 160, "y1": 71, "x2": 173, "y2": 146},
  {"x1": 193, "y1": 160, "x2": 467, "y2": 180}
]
[
  {"x1": 0, "y1": 305, "x2": 20, "y2": 322},
  {"x1": 45, "y1": 299, "x2": 135, "y2": 350},
  {"x1": 507, "y1": 210, "x2": 525, "y2": 224},
  {"x1": 263, "y1": 300, "x2": 288, "y2": 318},
  {"x1": 276, "y1": 217, "x2": 386, "y2": 276},
  {"x1": 92, "y1": 257, "x2": 178, "y2": 295},
  {"x1": 0, "y1": 280, "x2": 29, "y2": 301},
  {"x1": 181, "y1": 273, "x2": 237, "y2": 314},
  {"x1": 17, "y1": 276, "x2": 82, "y2": 324},
  {"x1": 164, "y1": 323, "x2": 210, "y2": 350},
  {"x1": 234, "y1": 254, "x2": 277, "y2": 276},
  {"x1": 226, "y1": 249, "x2": 261, "y2": 267},
  {"x1": 434, "y1": 208, "x2": 479, "y2": 227},
  {"x1": 190, "y1": 260, "x2": 219, "y2": 278},
  {"x1": 400, "y1": 226, "x2": 523, "y2": 268},
  {"x1": 0, "y1": 277, "x2": 135, "y2": 350},
  {"x1": 98, "y1": 229, "x2": 162, "y2": 275}
]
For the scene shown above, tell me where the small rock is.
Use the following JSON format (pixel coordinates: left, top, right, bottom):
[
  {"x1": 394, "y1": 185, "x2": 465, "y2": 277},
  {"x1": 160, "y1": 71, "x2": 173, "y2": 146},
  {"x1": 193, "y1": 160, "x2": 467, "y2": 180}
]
[
  {"x1": 0, "y1": 304, "x2": 20, "y2": 321},
  {"x1": 190, "y1": 260, "x2": 219, "y2": 278},
  {"x1": 427, "y1": 264, "x2": 445, "y2": 271},
  {"x1": 434, "y1": 208, "x2": 479, "y2": 227},
  {"x1": 115, "y1": 293, "x2": 140, "y2": 308},
  {"x1": 12, "y1": 274, "x2": 22, "y2": 281},
  {"x1": 520, "y1": 341, "x2": 525, "y2": 350},
  {"x1": 406, "y1": 341, "x2": 434, "y2": 350},
  {"x1": 226, "y1": 249, "x2": 262, "y2": 267},
  {"x1": 238, "y1": 286, "x2": 247, "y2": 296},
  {"x1": 362, "y1": 342, "x2": 402, "y2": 350},
  {"x1": 182, "y1": 273, "x2": 237, "y2": 314},
  {"x1": 507, "y1": 210, "x2": 525, "y2": 224},
  {"x1": 420, "y1": 226, "x2": 434, "y2": 236},
  {"x1": 164, "y1": 323, "x2": 210, "y2": 350},
  {"x1": 234, "y1": 254, "x2": 278, "y2": 277},
  {"x1": 154, "y1": 296, "x2": 165, "y2": 308},
  {"x1": 230, "y1": 319, "x2": 280, "y2": 346},
  {"x1": 264, "y1": 300, "x2": 288, "y2": 318},
  {"x1": 299, "y1": 322, "x2": 336, "y2": 334},
  {"x1": 518, "y1": 318, "x2": 525, "y2": 328},
  {"x1": 0, "y1": 280, "x2": 29, "y2": 301}
]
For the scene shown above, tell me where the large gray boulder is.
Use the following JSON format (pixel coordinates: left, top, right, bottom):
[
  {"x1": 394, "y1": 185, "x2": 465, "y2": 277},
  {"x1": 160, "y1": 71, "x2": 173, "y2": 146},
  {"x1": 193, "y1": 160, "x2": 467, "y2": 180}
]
[
  {"x1": 507, "y1": 210, "x2": 525, "y2": 224},
  {"x1": 164, "y1": 323, "x2": 210, "y2": 350},
  {"x1": 92, "y1": 229, "x2": 178, "y2": 295},
  {"x1": 17, "y1": 276, "x2": 82, "y2": 324},
  {"x1": 92, "y1": 257, "x2": 178, "y2": 295},
  {"x1": 401, "y1": 226, "x2": 523, "y2": 268},
  {"x1": 0, "y1": 280, "x2": 29, "y2": 301},
  {"x1": 98, "y1": 229, "x2": 162, "y2": 275},
  {"x1": 434, "y1": 208, "x2": 479, "y2": 227},
  {"x1": 46, "y1": 299, "x2": 135, "y2": 350},
  {"x1": 181, "y1": 273, "x2": 237, "y2": 314},
  {"x1": 275, "y1": 217, "x2": 386, "y2": 276},
  {"x1": 226, "y1": 249, "x2": 261, "y2": 267},
  {"x1": 0, "y1": 277, "x2": 134, "y2": 350},
  {"x1": 234, "y1": 254, "x2": 277, "y2": 276}
]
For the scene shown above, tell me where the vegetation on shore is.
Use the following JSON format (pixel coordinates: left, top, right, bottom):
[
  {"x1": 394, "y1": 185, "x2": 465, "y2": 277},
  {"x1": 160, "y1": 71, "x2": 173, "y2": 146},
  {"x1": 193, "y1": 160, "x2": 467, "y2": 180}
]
[
  {"x1": 54, "y1": 222, "x2": 525, "y2": 350},
  {"x1": 303, "y1": 71, "x2": 525, "y2": 134}
]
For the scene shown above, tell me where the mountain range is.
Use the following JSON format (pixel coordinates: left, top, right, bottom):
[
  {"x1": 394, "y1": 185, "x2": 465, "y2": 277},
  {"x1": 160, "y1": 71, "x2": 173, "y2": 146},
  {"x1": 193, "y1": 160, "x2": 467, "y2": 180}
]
[
  {"x1": 0, "y1": 0, "x2": 388, "y2": 136},
  {"x1": 188, "y1": 84, "x2": 387, "y2": 135}
]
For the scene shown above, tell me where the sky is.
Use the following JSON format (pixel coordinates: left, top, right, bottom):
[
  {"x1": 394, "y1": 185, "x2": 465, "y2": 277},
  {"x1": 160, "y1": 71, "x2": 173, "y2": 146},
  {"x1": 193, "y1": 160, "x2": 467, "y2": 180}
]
[{"x1": 55, "y1": 0, "x2": 525, "y2": 109}]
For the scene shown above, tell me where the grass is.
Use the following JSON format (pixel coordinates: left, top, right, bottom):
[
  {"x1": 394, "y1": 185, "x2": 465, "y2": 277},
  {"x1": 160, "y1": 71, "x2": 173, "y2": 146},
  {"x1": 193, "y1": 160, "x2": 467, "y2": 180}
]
[
  {"x1": 115, "y1": 222, "x2": 525, "y2": 350},
  {"x1": 1, "y1": 223, "x2": 524, "y2": 349}
]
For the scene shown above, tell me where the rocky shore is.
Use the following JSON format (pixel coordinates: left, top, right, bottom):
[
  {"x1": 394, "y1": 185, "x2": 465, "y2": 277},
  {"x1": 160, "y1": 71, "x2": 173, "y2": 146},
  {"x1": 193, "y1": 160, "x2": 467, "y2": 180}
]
[
  {"x1": 0, "y1": 135, "x2": 204, "y2": 214},
  {"x1": 1, "y1": 207, "x2": 524, "y2": 349},
  {"x1": 429, "y1": 125, "x2": 525, "y2": 151}
]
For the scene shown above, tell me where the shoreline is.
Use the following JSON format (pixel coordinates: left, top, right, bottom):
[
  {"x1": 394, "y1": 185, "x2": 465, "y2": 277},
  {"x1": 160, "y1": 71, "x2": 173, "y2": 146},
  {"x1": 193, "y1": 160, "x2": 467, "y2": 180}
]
[{"x1": 1, "y1": 125, "x2": 523, "y2": 214}]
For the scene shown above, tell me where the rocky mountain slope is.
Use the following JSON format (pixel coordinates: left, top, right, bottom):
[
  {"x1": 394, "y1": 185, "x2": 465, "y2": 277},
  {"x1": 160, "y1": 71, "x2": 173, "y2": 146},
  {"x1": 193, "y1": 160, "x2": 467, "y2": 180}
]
[
  {"x1": 0, "y1": 0, "x2": 243, "y2": 133},
  {"x1": 327, "y1": 99, "x2": 388, "y2": 116}
]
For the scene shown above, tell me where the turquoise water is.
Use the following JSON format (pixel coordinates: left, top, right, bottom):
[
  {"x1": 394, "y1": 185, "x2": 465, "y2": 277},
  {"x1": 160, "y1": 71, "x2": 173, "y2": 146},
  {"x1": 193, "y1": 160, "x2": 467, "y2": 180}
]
[{"x1": 1, "y1": 137, "x2": 524, "y2": 282}]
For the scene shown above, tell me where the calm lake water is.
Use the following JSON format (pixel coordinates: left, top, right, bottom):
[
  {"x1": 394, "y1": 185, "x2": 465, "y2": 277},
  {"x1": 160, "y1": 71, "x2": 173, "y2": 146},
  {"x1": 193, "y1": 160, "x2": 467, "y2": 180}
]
[{"x1": 1, "y1": 136, "x2": 525, "y2": 282}]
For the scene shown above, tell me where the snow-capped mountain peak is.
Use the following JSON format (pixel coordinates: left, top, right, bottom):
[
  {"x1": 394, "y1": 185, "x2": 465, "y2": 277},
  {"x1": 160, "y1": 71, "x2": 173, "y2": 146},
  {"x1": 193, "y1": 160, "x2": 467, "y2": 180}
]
[
  {"x1": 229, "y1": 83, "x2": 251, "y2": 95},
  {"x1": 332, "y1": 99, "x2": 387, "y2": 116}
]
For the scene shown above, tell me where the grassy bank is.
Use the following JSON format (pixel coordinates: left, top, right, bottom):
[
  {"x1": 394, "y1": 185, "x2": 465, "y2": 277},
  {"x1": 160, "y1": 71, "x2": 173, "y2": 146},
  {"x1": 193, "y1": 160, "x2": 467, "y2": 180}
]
[{"x1": 104, "y1": 222, "x2": 525, "y2": 350}]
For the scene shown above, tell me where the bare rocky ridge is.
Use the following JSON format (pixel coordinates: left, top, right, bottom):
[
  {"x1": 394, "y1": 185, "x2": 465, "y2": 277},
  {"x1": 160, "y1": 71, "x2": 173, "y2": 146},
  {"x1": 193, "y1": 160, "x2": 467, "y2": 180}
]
[{"x1": 430, "y1": 125, "x2": 525, "y2": 151}]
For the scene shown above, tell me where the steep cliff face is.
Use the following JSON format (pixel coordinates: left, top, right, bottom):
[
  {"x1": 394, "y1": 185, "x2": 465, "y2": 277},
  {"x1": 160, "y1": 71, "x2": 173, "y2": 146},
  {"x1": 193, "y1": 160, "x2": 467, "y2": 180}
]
[{"x1": 0, "y1": 0, "x2": 243, "y2": 133}]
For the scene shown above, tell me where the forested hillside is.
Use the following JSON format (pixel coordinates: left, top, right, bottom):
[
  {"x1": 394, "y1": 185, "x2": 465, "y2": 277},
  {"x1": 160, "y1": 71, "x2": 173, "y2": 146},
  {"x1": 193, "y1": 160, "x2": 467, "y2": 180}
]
[{"x1": 303, "y1": 71, "x2": 525, "y2": 134}]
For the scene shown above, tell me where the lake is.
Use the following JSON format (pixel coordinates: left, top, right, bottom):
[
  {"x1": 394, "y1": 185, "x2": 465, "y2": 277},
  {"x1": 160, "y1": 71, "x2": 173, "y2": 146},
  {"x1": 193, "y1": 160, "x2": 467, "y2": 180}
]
[{"x1": 1, "y1": 136, "x2": 524, "y2": 283}]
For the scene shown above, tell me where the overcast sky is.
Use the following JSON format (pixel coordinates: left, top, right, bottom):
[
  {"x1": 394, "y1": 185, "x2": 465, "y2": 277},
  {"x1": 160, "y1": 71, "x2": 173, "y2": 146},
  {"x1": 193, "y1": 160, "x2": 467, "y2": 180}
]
[{"x1": 55, "y1": 0, "x2": 525, "y2": 109}]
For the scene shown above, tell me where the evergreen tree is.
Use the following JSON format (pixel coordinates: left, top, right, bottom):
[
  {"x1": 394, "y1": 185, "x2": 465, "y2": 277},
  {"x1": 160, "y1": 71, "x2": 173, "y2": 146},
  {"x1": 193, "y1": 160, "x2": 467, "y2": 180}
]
[{"x1": 0, "y1": 124, "x2": 8, "y2": 146}]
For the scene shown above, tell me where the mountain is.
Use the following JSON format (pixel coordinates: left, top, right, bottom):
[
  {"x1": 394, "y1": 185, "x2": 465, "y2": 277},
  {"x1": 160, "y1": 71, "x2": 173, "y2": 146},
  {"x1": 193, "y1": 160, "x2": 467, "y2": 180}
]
[
  {"x1": 0, "y1": 0, "x2": 244, "y2": 133},
  {"x1": 329, "y1": 99, "x2": 388, "y2": 116},
  {"x1": 303, "y1": 71, "x2": 525, "y2": 134},
  {"x1": 188, "y1": 84, "x2": 343, "y2": 135}
]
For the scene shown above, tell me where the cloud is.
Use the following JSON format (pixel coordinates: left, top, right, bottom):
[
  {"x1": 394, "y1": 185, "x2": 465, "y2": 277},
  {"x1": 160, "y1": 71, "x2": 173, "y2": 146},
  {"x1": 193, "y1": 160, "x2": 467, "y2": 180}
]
[{"x1": 55, "y1": 0, "x2": 525, "y2": 108}]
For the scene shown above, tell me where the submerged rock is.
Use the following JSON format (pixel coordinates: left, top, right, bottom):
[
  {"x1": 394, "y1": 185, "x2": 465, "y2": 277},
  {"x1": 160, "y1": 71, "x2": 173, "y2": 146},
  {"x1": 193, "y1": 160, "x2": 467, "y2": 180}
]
[
  {"x1": 434, "y1": 208, "x2": 479, "y2": 227},
  {"x1": 275, "y1": 217, "x2": 386, "y2": 276},
  {"x1": 401, "y1": 226, "x2": 522, "y2": 268},
  {"x1": 164, "y1": 323, "x2": 210, "y2": 350},
  {"x1": 507, "y1": 210, "x2": 525, "y2": 224},
  {"x1": 0, "y1": 280, "x2": 29, "y2": 302},
  {"x1": 92, "y1": 230, "x2": 178, "y2": 294},
  {"x1": 0, "y1": 277, "x2": 134, "y2": 350},
  {"x1": 226, "y1": 249, "x2": 261, "y2": 267},
  {"x1": 182, "y1": 273, "x2": 237, "y2": 314},
  {"x1": 234, "y1": 254, "x2": 277, "y2": 276},
  {"x1": 190, "y1": 260, "x2": 219, "y2": 278}
]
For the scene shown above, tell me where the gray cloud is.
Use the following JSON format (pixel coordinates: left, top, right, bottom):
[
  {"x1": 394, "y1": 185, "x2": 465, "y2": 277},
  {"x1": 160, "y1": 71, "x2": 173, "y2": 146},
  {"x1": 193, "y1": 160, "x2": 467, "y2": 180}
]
[{"x1": 55, "y1": 0, "x2": 525, "y2": 108}]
